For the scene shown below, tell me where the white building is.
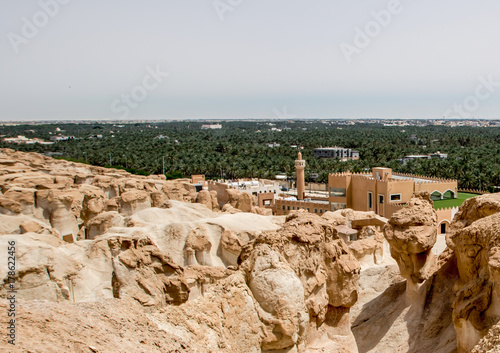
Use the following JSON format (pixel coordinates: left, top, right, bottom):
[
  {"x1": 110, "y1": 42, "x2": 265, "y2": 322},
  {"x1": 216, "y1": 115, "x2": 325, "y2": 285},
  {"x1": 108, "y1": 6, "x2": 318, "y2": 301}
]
[{"x1": 201, "y1": 124, "x2": 222, "y2": 129}]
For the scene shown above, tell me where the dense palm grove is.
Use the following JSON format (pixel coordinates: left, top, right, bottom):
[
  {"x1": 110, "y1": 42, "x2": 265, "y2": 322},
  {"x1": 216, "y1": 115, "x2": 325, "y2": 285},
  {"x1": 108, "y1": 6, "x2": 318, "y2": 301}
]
[{"x1": 1, "y1": 121, "x2": 500, "y2": 191}]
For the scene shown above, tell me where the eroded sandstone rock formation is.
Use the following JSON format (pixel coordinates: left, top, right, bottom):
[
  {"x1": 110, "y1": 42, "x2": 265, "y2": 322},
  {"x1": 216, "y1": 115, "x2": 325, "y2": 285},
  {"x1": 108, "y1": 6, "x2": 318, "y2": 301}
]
[
  {"x1": 446, "y1": 194, "x2": 500, "y2": 353},
  {"x1": 1, "y1": 149, "x2": 500, "y2": 353},
  {"x1": 378, "y1": 191, "x2": 500, "y2": 353}
]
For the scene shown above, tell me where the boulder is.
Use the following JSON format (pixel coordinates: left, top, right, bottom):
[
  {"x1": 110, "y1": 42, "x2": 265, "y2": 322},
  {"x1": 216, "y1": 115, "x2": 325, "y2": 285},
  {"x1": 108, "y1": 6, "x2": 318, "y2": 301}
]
[
  {"x1": 384, "y1": 192, "x2": 438, "y2": 284},
  {"x1": 119, "y1": 190, "x2": 151, "y2": 216}
]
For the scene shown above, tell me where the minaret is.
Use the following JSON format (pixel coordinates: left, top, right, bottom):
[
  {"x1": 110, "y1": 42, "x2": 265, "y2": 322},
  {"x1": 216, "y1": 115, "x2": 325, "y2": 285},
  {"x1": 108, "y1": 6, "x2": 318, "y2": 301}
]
[{"x1": 295, "y1": 151, "x2": 306, "y2": 200}]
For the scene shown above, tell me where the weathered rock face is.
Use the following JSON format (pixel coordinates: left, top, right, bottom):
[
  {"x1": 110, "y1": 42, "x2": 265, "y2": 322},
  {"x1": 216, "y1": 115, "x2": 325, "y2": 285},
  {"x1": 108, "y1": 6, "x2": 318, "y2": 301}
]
[
  {"x1": 108, "y1": 235, "x2": 190, "y2": 306},
  {"x1": 6, "y1": 148, "x2": 500, "y2": 353},
  {"x1": 86, "y1": 211, "x2": 125, "y2": 239},
  {"x1": 384, "y1": 192, "x2": 438, "y2": 284},
  {"x1": 162, "y1": 180, "x2": 198, "y2": 202},
  {"x1": 446, "y1": 193, "x2": 500, "y2": 353},
  {"x1": 196, "y1": 189, "x2": 219, "y2": 211},
  {"x1": 119, "y1": 189, "x2": 151, "y2": 216},
  {"x1": 227, "y1": 189, "x2": 253, "y2": 212},
  {"x1": 46, "y1": 189, "x2": 84, "y2": 243},
  {"x1": 243, "y1": 244, "x2": 309, "y2": 351},
  {"x1": 348, "y1": 226, "x2": 384, "y2": 267},
  {"x1": 240, "y1": 210, "x2": 361, "y2": 352}
]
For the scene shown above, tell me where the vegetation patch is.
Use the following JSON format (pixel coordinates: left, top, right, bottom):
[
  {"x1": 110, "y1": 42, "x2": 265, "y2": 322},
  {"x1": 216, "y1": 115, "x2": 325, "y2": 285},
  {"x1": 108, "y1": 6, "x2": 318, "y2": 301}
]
[{"x1": 433, "y1": 192, "x2": 479, "y2": 209}]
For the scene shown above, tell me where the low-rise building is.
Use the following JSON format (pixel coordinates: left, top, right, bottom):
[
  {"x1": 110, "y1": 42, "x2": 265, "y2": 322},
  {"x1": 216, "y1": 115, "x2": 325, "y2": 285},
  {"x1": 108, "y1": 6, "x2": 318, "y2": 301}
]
[
  {"x1": 275, "y1": 197, "x2": 330, "y2": 216},
  {"x1": 328, "y1": 167, "x2": 458, "y2": 234},
  {"x1": 2, "y1": 135, "x2": 53, "y2": 145},
  {"x1": 208, "y1": 178, "x2": 281, "y2": 197},
  {"x1": 50, "y1": 135, "x2": 75, "y2": 142},
  {"x1": 201, "y1": 124, "x2": 222, "y2": 129},
  {"x1": 313, "y1": 147, "x2": 359, "y2": 161},
  {"x1": 401, "y1": 152, "x2": 448, "y2": 163}
]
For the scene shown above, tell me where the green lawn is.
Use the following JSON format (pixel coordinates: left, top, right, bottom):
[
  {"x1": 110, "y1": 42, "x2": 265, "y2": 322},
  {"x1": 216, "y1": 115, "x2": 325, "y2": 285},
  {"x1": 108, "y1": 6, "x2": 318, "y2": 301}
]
[{"x1": 433, "y1": 192, "x2": 479, "y2": 210}]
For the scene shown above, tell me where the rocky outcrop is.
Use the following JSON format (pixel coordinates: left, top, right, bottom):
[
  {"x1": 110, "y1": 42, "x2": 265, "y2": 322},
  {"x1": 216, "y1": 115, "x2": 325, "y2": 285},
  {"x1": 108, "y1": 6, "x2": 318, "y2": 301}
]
[
  {"x1": 196, "y1": 189, "x2": 219, "y2": 211},
  {"x1": 86, "y1": 211, "x2": 124, "y2": 239},
  {"x1": 108, "y1": 235, "x2": 190, "y2": 306},
  {"x1": 162, "y1": 180, "x2": 198, "y2": 202},
  {"x1": 119, "y1": 189, "x2": 151, "y2": 216},
  {"x1": 46, "y1": 189, "x2": 83, "y2": 243},
  {"x1": 384, "y1": 192, "x2": 438, "y2": 285},
  {"x1": 240, "y1": 210, "x2": 361, "y2": 352},
  {"x1": 446, "y1": 193, "x2": 500, "y2": 353},
  {"x1": 3, "y1": 148, "x2": 500, "y2": 353}
]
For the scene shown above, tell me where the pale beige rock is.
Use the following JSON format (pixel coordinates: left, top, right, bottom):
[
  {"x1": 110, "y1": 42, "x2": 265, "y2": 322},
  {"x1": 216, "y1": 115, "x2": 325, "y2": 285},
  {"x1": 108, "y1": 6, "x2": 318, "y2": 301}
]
[
  {"x1": 243, "y1": 244, "x2": 309, "y2": 351},
  {"x1": 227, "y1": 189, "x2": 253, "y2": 212},
  {"x1": 446, "y1": 193, "x2": 500, "y2": 353},
  {"x1": 86, "y1": 211, "x2": 125, "y2": 239},
  {"x1": 196, "y1": 189, "x2": 214, "y2": 210},
  {"x1": 0, "y1": 196, "x2": 24, "y2": 214},
  {"x1": 47, "y1": 189, "x2": 83, "y2": 242},
  {"x1": 239, "y1": 210, "x2": 360, "y2": 352},
  {"x1": 162, "y1": 180, "x2": 197, "y2": 202},
  {"x1": 3, "y1": 187, "x2": 36, "y2": 215},
  {"x1": 119, "y1": 189, "x2": 151, "y2": 216},
  {"x1": 384, "y1": 192, "x2": 438, "y2": 284},
  {"x1": 19, "y1": 220, "x2": 43, "y2": 233},
  {"x1": 79, "y1": 185, "x2": 107, "y2": 224},
  {"x1": 108, "y1": 234, "x2": 190, "y2": 307}
]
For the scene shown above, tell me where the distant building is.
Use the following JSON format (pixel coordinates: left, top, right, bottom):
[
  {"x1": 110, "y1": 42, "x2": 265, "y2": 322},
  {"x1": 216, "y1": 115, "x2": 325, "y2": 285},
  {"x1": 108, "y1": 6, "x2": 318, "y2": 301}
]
[
  {"x1": 50, "y1": 135, "x2": 75, "y2": 142},
  {"x1": 2, "y1": 135, "x2": 53, "y2": 145},
  {"x1": 201, "y1": 124, "x2": 222, "y2": 130},
  {"x1": 401, "y1": 152, "x2": 448, "y2": 164},
  {"x1": 313, "y1": 147, "x2": 359, "y2": 161},
  {"x1": 401, "y1": 155, "x2": 430, "y2": 163},
  {"x1": 267, "y1": 142, "x2": 280, "y2": 148},
  {"x1": 208, "y1": 178, "x2": 281, "y2": 197},
  {"x1": 430, "y1": 152, "x2": 448, "y2": 159}
]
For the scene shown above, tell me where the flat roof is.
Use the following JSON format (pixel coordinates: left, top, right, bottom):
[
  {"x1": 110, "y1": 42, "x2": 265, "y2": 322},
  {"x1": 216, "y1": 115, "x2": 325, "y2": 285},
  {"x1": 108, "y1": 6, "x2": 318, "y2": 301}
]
[
  {"x1": 278, "y1": 198, "x2": 329, "y2": 204},
  {"x1": 314, "y1": 147, "x2": 357, "y2": 151},
  {"x1": 391, "y1": 175, "x2": 438, "y2": 183}
]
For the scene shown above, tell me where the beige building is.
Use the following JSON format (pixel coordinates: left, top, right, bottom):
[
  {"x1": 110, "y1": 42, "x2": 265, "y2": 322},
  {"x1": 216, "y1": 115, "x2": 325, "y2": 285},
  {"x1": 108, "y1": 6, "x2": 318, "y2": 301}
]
[
  {"x1": 328, "y1": 167, "x2": 458, "y2": 234},
  {"x1": 274, "y1": 197, "x2": 330, "y2": 216}
]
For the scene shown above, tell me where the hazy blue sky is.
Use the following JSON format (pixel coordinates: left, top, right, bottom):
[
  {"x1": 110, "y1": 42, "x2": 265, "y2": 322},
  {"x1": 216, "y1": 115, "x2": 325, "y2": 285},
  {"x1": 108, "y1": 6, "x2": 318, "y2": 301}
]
[{"x1": 1, "y1": 0, "x2": 500, "y2": 120}]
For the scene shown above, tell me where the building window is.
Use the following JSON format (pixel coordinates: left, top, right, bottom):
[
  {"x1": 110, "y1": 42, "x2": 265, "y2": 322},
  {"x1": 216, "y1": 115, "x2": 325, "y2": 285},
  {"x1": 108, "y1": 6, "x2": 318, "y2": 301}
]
[
  {"x1": 287, "y1": 206, "x2": 290, "y2": 210},
  {"x1": 319, "y1": 209, "x2": 323, "y2": 213},
  {"x1": 368, "y1": 192, "x2": 373, "y2": 209},
  {"x1": 282, "y1": 206, "x2": 285, "y2": 210},
  {"x1": 390, "y1": 194, "x2": 402, "y2": 202},
  {"x1": 440, "y1": 223, "x2": 446, "y2": 234},
  {"x1": 331, "y1": 203, "x2": 347, "y2": 211},
  {"x1": 379, "y1": 195, "x2": 384, "y2": 204},
  {"x1": 314, "y1": 209, "x2": 317, "y2": 213},
  {"x1": 330, "y1": 187, "x2": 346, "y2": 197},
  {"x1": 307, "y1": 208, "x2": 310, "y2": 212}
]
